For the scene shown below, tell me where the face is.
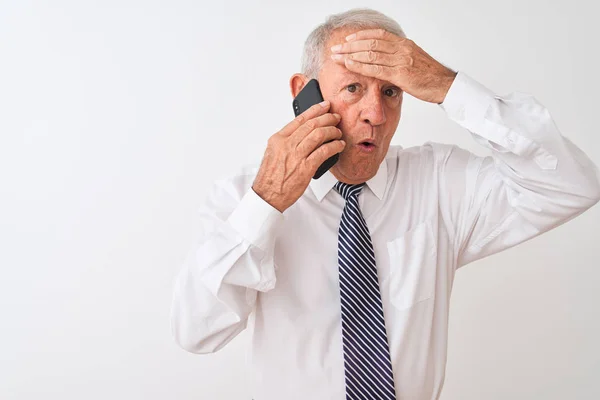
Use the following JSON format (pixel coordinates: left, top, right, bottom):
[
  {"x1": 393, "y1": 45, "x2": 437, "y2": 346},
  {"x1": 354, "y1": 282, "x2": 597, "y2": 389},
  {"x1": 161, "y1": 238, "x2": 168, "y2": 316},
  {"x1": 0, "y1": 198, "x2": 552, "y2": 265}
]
[{"x1": 291, "y1": 28, "x2": 403, "y2": 185}]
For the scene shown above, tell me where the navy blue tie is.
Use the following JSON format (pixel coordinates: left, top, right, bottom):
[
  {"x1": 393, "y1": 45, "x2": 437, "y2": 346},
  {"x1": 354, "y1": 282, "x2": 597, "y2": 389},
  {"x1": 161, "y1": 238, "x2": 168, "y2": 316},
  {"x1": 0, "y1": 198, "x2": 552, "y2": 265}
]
[{"x1": 334, "y1": 181, "x2": 397, "y2": 400}]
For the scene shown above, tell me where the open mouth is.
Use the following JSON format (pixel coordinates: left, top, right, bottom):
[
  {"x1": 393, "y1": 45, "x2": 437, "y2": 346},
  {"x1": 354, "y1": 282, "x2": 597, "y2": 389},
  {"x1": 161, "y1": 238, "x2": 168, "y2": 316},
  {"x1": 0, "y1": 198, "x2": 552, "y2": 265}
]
[
  {"x1": 358, "y1": 139, "x2": 375, "y2": 147},
  {"x1": 357, "y1": 140, "x2": 376, "y2": 152}
]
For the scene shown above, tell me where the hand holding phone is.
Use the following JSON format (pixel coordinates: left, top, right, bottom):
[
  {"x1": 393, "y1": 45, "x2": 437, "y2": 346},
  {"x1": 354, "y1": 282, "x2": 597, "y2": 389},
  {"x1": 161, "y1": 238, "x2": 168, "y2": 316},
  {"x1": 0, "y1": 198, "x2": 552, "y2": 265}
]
[
  {"x1": 292, "y1": 79, "x2": 342, "y2": 179},
  {"x1": 251, "y1": 88, "x2": 345, "y2": 213}
]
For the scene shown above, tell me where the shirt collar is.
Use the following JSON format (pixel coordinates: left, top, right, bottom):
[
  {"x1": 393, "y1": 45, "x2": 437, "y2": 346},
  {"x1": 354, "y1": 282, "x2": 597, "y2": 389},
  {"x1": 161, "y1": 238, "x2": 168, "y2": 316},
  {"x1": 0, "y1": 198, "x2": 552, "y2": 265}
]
[{"x1": 309, "y1": 159, "x2": 388, "y2": 202}]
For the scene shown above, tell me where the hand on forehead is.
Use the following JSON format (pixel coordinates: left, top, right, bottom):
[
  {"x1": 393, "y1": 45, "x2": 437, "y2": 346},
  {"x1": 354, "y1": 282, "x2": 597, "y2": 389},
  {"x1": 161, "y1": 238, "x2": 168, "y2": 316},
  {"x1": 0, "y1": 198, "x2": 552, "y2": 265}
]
[{"x1": 324, "y1": 28, "x2": 457, "y2": 104}]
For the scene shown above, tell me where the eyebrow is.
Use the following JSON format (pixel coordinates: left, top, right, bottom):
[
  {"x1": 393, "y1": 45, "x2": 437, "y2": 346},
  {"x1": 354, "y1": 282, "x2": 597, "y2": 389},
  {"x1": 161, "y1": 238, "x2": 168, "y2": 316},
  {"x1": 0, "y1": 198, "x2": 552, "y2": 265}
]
[{"x1": 335, "y1": 74, "x2": 398, "y2": 88}]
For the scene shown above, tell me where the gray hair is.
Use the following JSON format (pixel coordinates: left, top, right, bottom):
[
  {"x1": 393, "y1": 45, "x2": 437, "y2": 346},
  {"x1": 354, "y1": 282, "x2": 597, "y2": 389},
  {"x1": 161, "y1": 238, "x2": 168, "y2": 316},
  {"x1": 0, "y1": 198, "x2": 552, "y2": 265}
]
[{"x1": 301, "y1": 8, "x2": 406, "y2": 79}]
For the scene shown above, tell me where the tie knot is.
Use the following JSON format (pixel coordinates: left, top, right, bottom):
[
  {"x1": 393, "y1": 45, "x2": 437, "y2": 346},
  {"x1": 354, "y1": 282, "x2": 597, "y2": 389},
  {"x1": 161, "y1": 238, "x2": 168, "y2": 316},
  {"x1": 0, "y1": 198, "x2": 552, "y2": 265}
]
[{"x1": 334, "y1": 181, "x2": 366, "y2": 200}]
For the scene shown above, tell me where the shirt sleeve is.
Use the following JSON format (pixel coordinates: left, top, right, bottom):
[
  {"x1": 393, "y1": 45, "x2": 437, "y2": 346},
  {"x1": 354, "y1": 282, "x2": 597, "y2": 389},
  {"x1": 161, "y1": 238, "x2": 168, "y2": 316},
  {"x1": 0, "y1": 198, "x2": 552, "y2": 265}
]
[
  {"x1": 170, "y1": 172, "x2": 284, "y2": 353},
  {"x1": 435, "y1": 71, "x2": 600, "y2": 269}
]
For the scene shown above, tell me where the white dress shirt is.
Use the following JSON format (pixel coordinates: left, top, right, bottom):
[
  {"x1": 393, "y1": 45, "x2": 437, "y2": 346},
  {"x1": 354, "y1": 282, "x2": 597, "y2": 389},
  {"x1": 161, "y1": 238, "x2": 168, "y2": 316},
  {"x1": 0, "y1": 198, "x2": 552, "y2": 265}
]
[{"x1": 170, "y1": 72, "x2": 600, "y2": 400}]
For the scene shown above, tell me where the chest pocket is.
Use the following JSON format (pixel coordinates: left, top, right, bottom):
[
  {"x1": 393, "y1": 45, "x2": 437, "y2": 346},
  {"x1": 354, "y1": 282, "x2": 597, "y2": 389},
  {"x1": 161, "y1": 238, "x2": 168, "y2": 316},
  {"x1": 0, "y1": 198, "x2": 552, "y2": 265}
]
[{"x1": 386, "y1": 220, "x2": 437, "y2": 310}]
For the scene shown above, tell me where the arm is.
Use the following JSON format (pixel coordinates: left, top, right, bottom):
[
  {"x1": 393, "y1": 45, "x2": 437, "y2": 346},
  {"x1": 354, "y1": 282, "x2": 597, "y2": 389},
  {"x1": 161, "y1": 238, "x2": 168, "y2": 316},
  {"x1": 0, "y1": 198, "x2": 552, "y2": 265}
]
[
  {"x1": 171, "y1": 99, "x2": 345, "y2": 353},
  {"x1": 170, "y1": 171, "x2": 284, "y2": 353},
  {"x1": 325, "y1": 29, "x2": 600, "y2": 269},
  {"x1": 435, "y1": 72, "x2": 600, "y2": 268}
]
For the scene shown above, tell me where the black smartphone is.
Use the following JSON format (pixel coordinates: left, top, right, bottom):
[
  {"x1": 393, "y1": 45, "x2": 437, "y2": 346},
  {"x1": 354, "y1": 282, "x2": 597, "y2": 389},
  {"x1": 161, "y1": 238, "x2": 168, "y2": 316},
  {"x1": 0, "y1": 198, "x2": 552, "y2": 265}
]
[{"x1": 292, "y1": 79, "x2": 340, "y2": 179}]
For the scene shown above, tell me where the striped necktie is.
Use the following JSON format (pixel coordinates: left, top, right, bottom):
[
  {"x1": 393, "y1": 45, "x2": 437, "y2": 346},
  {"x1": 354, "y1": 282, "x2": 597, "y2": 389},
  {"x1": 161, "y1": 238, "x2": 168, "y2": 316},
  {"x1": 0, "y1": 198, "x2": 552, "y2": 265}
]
[{"x1": 334, "y1": 181, "x2": 397, "y2": 400}]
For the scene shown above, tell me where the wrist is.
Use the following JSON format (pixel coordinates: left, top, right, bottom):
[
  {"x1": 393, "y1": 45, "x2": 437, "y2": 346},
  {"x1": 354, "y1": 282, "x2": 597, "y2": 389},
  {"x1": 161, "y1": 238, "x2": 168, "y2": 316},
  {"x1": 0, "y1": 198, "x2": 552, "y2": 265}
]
[
  {"x1": 435, "y1": 70, "x2": 458, "y2": 104},
  {"x1": 252, "y1": 184, "x2": 286, "y2": 213}
]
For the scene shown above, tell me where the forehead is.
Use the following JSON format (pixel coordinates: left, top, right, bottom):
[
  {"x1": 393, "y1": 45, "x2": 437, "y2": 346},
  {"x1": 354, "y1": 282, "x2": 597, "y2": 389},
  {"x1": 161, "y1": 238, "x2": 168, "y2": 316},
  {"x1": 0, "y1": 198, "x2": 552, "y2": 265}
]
[
  {"x1": 331, "y1": 69, "x2": 364, "y2": 83},
  {"x1": 320, "y1": 57, "x2": 393, "y2": 87}
]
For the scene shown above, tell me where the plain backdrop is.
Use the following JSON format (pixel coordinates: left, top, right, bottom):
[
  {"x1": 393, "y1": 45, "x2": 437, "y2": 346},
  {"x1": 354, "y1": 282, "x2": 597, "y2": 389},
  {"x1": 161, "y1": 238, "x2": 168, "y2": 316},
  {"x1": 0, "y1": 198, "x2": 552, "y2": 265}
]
[{"x1": 1, "y1": 0, "x2": 599, "y2": 399}]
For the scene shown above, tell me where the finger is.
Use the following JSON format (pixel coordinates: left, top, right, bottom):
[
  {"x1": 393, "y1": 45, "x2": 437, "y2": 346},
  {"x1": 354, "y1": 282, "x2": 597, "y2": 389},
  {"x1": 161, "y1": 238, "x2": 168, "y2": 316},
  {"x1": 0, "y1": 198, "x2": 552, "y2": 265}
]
[
  {"x1": 342, "y1": 58, "x2": 395, "y2": 81},
  {"x1": 296, "y1": 125, "x2": 343, "y2": 159},
  {"x1": 289, "y1": 112, "x2": 341, "y2": 144},
  {"x1": 279, "y1": 100, "x2": 330, "y2": 137},
  {"x1": 330, "y1": 38, "x2": 397, "y2": 55},
  {"x1": 345, "y1": 28, "x2": 403, "y2": 43},
  {"x1": 305, "y1": 139, "x2": 346, "y2": 172},
  {"x1": 332, "y1": 51, "x2": 404, "y2": 67}
]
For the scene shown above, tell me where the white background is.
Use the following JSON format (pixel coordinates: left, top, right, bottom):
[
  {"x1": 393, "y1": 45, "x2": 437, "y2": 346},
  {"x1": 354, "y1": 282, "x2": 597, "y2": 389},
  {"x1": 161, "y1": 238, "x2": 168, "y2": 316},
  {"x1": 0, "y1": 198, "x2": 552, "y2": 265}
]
[{"x1": 1, "y1": 0, "x2": 599, "y2": 399}]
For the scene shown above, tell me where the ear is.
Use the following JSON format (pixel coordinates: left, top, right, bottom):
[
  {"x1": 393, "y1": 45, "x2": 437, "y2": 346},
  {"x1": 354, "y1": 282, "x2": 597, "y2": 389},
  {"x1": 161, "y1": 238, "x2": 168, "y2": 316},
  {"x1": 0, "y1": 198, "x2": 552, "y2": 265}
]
[{"x1": 289, "y1": 73, "x2": 309, "y2": 98}]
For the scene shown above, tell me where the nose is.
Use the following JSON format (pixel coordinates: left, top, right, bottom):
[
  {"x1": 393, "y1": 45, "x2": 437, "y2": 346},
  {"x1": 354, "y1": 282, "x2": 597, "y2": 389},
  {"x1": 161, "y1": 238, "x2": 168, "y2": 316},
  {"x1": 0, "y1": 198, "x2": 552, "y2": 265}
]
[{"x1": 360, "y1": 90, "x2": 386, "y2": 126}]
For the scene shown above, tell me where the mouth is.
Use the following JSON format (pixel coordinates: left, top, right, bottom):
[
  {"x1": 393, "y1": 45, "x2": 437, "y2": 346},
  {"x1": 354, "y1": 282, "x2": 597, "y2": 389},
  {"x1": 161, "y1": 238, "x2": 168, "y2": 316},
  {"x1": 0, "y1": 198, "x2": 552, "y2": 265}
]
[
  {"x1": 357, "y1": 139, "x2": 376, "y2": 152},
  {"x1": 358, "y1": 139, "x2": 376, "y2": 147}
]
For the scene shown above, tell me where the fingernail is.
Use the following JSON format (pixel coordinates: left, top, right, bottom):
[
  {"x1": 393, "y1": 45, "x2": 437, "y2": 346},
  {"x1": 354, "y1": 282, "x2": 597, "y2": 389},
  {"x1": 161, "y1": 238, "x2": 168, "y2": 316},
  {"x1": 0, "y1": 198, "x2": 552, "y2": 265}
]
[
  {"x1": 331, "y1": 54, "x2": 343, "y2": 60},
  {"x1": 333, "y1": 113, "x2": 341, "y2": 119},
  {"x1": 330, "y1": 44, "x2": 342, "y2": 52},
  {"x1": 319, "y1": 100, "x2": 329, "y2": 107},
  {"x1": 346, "y1": 59, "x2": 354, "y2": 65},
  {"x1": 345, "y1": 33, "x2": 356, "y2": 41}
]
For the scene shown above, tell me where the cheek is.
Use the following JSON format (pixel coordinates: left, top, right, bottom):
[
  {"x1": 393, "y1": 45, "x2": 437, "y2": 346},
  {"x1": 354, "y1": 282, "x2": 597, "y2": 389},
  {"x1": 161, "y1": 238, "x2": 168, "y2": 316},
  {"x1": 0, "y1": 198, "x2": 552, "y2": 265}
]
[
  {"x1": 337, "y1": 112, "x2": 358, "y2": 134},
  {"x1": 386, "y1": 102, "x2": 402, "y2": 123},
  {"x1": 330, "y1": 105, "x2": 353, "y2": 127}
]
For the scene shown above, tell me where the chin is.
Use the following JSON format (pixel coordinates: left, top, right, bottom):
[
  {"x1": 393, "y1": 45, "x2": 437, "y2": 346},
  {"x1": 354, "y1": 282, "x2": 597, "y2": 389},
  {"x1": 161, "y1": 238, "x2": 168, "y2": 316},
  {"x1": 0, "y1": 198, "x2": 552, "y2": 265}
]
[{"x1": 334, "y1": 161, "x2": 378, "y2": 182}]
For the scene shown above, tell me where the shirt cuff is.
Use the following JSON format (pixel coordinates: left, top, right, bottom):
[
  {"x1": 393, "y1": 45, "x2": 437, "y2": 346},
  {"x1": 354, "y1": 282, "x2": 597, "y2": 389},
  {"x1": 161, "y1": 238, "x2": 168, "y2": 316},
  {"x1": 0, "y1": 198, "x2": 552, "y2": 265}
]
[
  {"x1": 226, "y1": 186, "x2": 284, "y2": 252},
  {"x1": 439, "y1": 71, "x2": 496, "y2": 125},
  {"x1": 439, "y1": 71, "x2": 520, "y2": 154}
]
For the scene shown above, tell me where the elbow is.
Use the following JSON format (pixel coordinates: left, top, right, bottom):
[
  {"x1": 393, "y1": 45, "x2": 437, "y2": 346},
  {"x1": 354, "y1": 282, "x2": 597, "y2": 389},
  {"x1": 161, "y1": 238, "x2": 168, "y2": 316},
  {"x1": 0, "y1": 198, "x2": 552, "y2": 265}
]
[
  {"x1": 170, "y1": 313, "x2": 200, "y2": 354},
  {"x1": 169, "y1": 303, "x2": 212, "y2": 354},
  {"x1": 172, "y1": 337, "x2": 218, "y2": 355},
  {"x1": 590, "y1": 176, "x2": 600, "y2": 204},
  {"x1": 570, "y1": 146, "x2": 600, "y2": 208},
  {"x1": 170, "y1": 314, "x2": 216, "y2": 355},
  {"x1": 170, "y1": 309, "x2": 246, "y2": 355},
  {"x1": 171, "y1": 324, "x2": 213, "y2": 354},
  {"x1": 556, "y1": 162, "x2": 600, "y2": 212},
  {"x1": 171, "y1": 327, "x2": 245, "y2": 355},
  {"x1": 579, "y1": 173, "x2": 600, "y2": 209},
  {"x1": 559, "y1": 180, "x2": 600, "y2": 219},
  {"x1": 588, "y1": 190, "x2": 600, "y2": 209}
]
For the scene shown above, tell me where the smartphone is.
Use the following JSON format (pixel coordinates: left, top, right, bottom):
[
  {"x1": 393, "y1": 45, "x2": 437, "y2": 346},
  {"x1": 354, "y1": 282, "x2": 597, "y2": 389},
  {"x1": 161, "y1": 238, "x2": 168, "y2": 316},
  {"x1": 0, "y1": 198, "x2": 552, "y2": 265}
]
[{"x1": 292, "y1": 79, "x2": 340, "y2": 179}]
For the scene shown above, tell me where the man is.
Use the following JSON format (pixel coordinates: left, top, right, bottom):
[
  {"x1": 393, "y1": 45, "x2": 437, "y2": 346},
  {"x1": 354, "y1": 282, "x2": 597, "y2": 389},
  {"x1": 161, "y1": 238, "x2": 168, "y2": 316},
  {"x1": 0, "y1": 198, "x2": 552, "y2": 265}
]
[{"x1": 170, "y1": 8, "x2": 600, "y2": 400}]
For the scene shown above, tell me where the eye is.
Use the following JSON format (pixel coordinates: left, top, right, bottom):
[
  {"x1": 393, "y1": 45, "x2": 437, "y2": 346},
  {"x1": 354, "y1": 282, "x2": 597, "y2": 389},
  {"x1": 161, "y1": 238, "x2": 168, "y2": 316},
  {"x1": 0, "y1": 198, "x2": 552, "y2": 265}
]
[
  {"x1": 384, "y1": 87, "x2": 401, "y2": 97},
  {"x1": 346, "y1": 83, "x2": 359, "y2": 93}
]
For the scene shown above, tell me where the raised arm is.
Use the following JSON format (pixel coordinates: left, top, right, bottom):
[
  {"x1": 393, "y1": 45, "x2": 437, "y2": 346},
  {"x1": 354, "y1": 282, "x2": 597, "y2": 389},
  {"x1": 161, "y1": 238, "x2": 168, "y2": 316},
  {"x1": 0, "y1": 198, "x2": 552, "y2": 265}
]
[{"x1": 435, "y1": 72, "x2": 600, "y2": 268}]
